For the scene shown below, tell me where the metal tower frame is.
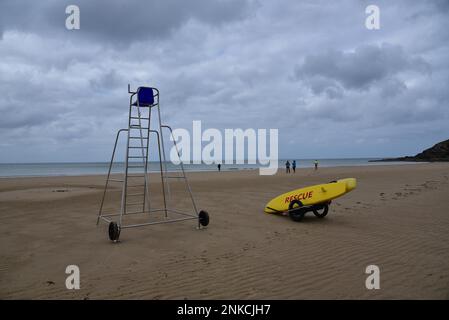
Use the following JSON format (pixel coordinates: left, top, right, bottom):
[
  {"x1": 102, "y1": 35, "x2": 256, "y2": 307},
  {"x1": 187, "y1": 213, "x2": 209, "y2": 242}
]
[{"x1": 97, "y1": 85, "x2": 209, "y2": 242}]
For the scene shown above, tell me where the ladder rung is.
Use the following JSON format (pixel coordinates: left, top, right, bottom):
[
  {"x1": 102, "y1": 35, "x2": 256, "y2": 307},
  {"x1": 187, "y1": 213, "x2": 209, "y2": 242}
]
[
  {"x1": 129, "y1": 146, "x2": 147, "y2": 149},
  {"x1": 128, "y1": 193, "x2": 144, "y2": 196},
  {"x1": 127, "y1": 184, "x2": 145, "y2": 187},
  {"x1": 124, "y1": 210, "x2": 146, "y2": 215},
  {"x1": 128, "y1": 165, "x2": 145, "y2": 168},
  {"x1": 109, "y1": 179, "x2": 124, "y2": 182},
  {"x1": 128, "y1": 156, "x2": 146, "y2": 158},
  {"x1": 164, "y1": 176, "x2": 186, "y2": 179},
  {"x1": 130, "y1": 127, "x2": 149, "y2": 130},
  {"x1": 129, "y1": 137, "x2": 148, "y2": 139},
  {"x1": 130, "y1": 117, "x2": 149, "y2": 120},
  {"x1": 126, "y1": 201, "x2": 143, "y2": 206}
]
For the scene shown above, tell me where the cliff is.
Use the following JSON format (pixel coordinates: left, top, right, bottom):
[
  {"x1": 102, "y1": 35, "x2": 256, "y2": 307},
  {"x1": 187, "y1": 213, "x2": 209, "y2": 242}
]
[{"x1": 371, "y1": 139, "x2": 449, "y2": 162}]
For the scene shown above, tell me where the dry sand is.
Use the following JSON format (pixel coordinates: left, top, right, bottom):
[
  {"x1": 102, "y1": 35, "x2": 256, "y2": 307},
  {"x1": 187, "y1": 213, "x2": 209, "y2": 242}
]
[{"x1": 1, "y1": 163, "x2": 449, "y2": 299}]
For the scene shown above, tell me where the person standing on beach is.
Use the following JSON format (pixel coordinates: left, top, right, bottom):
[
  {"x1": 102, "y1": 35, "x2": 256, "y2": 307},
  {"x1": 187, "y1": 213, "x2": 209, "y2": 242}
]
[
  {"x1": 292, "y1": 160, "x2": 296, "y2": 173},
  {"x1": 218, "y1": 164, "x2": 221, "y2": 172},
  {"x1": 314, "y1": 160, "x2": 319, "y2": 171},
  {"x1": 285, "y1": 160, "x2": 291, "y2": 173}
]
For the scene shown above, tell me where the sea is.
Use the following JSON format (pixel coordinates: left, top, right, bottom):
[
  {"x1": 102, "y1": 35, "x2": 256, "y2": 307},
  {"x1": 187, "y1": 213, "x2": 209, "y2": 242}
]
[{"x1": 0, "y1": 159, "x2": 419, "y2": 178}]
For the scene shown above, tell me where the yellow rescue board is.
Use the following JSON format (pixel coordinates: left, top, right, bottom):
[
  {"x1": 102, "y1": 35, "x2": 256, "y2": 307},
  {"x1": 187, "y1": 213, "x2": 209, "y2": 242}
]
[{"x1": 264, "y1": 178, "x2": 357, "y2": 213}]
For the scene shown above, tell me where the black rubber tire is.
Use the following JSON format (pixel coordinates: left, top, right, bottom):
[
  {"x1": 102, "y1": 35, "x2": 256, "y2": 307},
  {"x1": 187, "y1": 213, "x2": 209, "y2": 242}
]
[
  {"x1": 313, "y1": 204, "x2": 329, "y2": 218},
  {"x1": 199, "y1": 210, "x2": 210, "y2": 227},
  {"x1": 108, "y1": 222, "x2": 120, "y2": 241},
  {"x1": 288, "y1": 200, "x2": 306, "y2": 222}
]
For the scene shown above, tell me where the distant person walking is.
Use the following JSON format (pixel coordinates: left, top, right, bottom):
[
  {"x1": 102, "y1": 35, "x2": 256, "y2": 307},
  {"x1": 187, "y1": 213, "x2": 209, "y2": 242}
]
[
  {"x1": 218, "y1": 164, "x2": 221, "y2": 172},
  {"x1": 292, "y1": 160, "x2": 296, "y2": 173},
  {"x1": 285, "y1": 160, "x2": 291, "y2": 173},
  {"x1": 314, "y1": 159, "x2": 319, "y2": 171}
]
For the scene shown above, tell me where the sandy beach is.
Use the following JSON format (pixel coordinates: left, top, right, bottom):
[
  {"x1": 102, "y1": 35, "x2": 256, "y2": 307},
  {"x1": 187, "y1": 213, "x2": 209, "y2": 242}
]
[{"x1": 1, "y1": 163, "x2": 449, "y2": 299}]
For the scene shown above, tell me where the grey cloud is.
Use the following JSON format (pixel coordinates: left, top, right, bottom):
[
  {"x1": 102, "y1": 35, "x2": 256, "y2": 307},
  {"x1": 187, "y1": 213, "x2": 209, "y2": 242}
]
[
  {"x1": 294, "y1": 43, "x2": 430, "y2": 91},
  {"x1": 300, "y1": 76, "x2": 342, "y2": 98},
  {"x1": 90, "y1": 69, "x2": 123, "y2": 91},
  {"x1": 379, "y1": 77, "x2": 407, "y2": 98},
  {"x1": 0, "y1": 1, "x2": 449, "y2": 162},
  {"x1": 0, "y1": 0, "x2": 253, "y2": 44}
]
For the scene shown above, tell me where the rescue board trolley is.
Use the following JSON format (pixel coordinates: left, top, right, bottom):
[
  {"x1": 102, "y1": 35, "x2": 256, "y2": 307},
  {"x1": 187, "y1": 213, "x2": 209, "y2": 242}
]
[{"x1": 97, "y1": 85, "x2": 209, "y2": 242}]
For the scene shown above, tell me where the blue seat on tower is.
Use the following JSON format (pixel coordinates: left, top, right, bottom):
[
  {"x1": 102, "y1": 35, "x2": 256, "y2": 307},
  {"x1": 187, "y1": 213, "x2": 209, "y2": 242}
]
[{"x1": 132, "y1": 87, "x2": 154, "y2": 107}]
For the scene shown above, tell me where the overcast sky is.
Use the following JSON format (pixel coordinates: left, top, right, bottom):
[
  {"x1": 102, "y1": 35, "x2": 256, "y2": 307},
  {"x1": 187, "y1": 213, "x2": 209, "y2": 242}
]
[{"x1": 0, "y1": 0, "x2": 448, "y2": 162}]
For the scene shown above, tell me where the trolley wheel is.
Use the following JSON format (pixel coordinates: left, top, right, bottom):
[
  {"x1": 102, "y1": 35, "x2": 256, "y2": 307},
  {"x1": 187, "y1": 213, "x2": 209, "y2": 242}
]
[
  {"x1": 312, "y1": 204, "x2": 329, "y2": 218},
  {"x1": 198, "y1": 210, "x2": 210, "y2": 227},
  {"x1": 108, "y1": 222, "x2": 120, "y2": 242},
  {"x1": 288, "y1": 200, "x2": 306, "y2": 222}
]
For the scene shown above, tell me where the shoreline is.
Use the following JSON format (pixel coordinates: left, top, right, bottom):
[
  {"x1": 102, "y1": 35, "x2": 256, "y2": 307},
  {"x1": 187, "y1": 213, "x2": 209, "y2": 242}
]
[{"x1": 0, "y1": 161, "x2": 428, "y2": 179}]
